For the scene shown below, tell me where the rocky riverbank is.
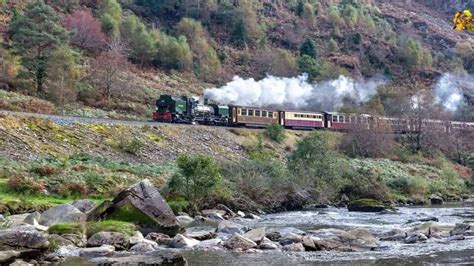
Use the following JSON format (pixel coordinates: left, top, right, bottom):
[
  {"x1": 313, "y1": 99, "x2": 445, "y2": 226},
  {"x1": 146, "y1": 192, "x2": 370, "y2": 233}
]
[{"x1": 1, "y1": 180, "x2": 473, "y2": 265}]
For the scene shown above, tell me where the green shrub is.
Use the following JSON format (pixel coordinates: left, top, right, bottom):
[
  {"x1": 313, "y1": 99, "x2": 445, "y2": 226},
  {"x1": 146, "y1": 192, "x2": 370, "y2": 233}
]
[
  {"x1": 48, "y1": 223, "x2": 85, "y2": 235},
  {"x1": 86, "y1": 220, "x2": 136, "y2": 238},
  {"x1": 265, "y1": 124, "x2": 286, "y2": 143},
  {"x1": 167, "y1": 154, "x2": 222, "y2": 209}
]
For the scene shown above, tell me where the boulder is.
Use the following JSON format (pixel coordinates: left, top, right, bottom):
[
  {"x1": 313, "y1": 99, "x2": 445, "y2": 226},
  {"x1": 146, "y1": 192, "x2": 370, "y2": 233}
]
[
  {"x1": 0, "y1": 229, "x2": 49, "y2": 250},
  {"x1": 86, "y1": 201, "x2": 112, "y2": 221},
  {"x1": 62, "y1": 234, "x2": 87, "y2": 247},
  {"x1": 87, "y1": 232, "x2": 130, "y2": 250},
  {"x1": 224, "y1": 234, "x2": 257, "y2": 250},
  {"x1": 273, "y1": 227, "x2": 306, "y2": 236},
  {"x1": 380, "y1": 230, "x2": 407, "y2": 241},
  {"x1": 48, "y1": 234, "x2": 75, "y2": 246},
  {"x1": 145, "y1": 232, "x2": 171, "y2": 245},
  {"x1": 308, "y1": 228, "x2": 346, "y2": 239},
  {"x1": 130, "y1": 242, "x2": 156, "y2": 252},
  {"x1": 196, "y1": 238, "x2": 223, "y2": 249},
  {"x1": 265, "y1": 231, "x2": 281, "y2": 242},
  {"x1": 71, "y1": 200, "x2": 97, "y2": 213},
  {"x1": 201, "y1": 209, "x2": 227, "y2": 217},
  {"x1": 185, "y1": 231, "x2": 216, "y2": 241},
  {"x1": 244, "y1": 213, "x2": 261, "y2": 220},
  {"x1": 450, "y1": 223, "x2": 470, "y2": 236},
  {"x1": 7, "y1": 214, "x2": 29, "y2": 228},
  {"x1": 313, "y1": 238, "x2": 347, "y2": 251},
  {"x1": 404, "y1": 233, "x2": 428, "y2": 244},
  {"x1": 279, "y1": 232, "x2": 303, "y2": 246},
  {"x1": 337, "y1": 229, "x2": 379, "y2": 251},
  {"x1": 348, "y1": 199, "x2": 386, "y2": 212},
  {"x1": 243, "y1": 227, "x2": 266, "y2": 243},
  {"x1": 463, "y1": 198, "x2": 474, "y2": 207},
  {"x1": 237, "y1": 211, "x2": 245, "y2": 218},
  {"x1": 216, "y1": 204, "x2": 237, "y2": 217},
  {"x1": 129, "y1": 232, "x2": 159, "y2": 249},
  {"x1": 430, "y1": 195, "x2": 443, "y2": 205},
  {"x1": 281, "y1": 242, "x2": 305, "y2": 252},
  {"x1": 169, "y1": 234, "x2": 200, "y2": 249},
  {"x1": 39, "y1": 204, "x2": 86, "y2": 226},
  {"x1": 447, "y1": 235, "x2": 465, "y2": 241},
  {"x1": 302, "y1": 236, "x2": 317, "y2": 251},
  {"x1": 23, "y1": 212, "x2": 41, "y2": 226},
  {"x1": 78, "y1": 245, "x2": 115, "y2": 257},
  {"x1": 89, "y1": 180, "x2": 183, "y2": 236},
  {"x1": 258, "y1": 238, "x2": 280, "y2": 250},
  {"x1": 176, "y1": 215, "x2": 194, "y2": 227},
  {"x1": 217, "y1": 220, "x2": 246, "y2": 235}
]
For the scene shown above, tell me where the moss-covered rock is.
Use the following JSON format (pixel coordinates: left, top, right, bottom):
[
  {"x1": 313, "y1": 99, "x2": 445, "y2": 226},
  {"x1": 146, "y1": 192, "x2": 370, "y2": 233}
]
[
  {"x1": 86, "y1": 220, "x2": 137, "y2": 238},
  {"x1": 48, "y1": 223, "x2": 85, "y2": 236},
  {"x1": 348, "y1": 198, "x2": 387, "y2": 212}
]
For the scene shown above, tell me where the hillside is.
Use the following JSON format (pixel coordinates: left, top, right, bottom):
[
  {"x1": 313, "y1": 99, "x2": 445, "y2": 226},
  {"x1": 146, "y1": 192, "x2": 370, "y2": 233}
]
[{"x1": 0, "y1": 0, "x2": 473, "y2": 120}]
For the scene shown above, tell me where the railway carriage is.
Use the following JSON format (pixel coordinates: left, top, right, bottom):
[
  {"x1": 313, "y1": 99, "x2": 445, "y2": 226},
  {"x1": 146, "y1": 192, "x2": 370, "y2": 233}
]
[
  {"x1": 325, "y1": 112, "x2": 370, "y2": 130},
  {"x1": 230, "y1": 106, "x2": 279, "y2": 127},
  {"x1": 280, "y1": 111, "x2": 325, "y2": 129}
]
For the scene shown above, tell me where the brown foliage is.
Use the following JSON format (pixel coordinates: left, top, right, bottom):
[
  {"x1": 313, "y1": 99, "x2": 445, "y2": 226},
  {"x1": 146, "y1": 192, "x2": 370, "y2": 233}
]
[
  {"x1": 7, "y1": 175, "x2": 45, "y2": 195},
  {"x1": 65, "y1": 9, "x2": 107, "y2": 53}
]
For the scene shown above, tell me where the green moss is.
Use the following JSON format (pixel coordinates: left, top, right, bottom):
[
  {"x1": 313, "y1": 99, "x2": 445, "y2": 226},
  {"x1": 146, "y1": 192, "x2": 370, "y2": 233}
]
[
  {"x1": 106, "y1": 201, "x2": 156, "y2": 225},
  {"x1": 48, "y1": 223, "x2": 85, "y2": 235},
  {"x1": 86, "y1": 220, "x2": 137, "y2": 238},
  {"x1": 350, "y1": 198, "x2": 384, "y2": 207}
]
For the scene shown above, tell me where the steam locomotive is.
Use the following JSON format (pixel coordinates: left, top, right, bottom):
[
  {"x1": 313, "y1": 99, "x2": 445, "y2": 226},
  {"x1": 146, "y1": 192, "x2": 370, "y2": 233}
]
[{"x1": 152, "y1": 94, "x2": 474, "y2": 132}]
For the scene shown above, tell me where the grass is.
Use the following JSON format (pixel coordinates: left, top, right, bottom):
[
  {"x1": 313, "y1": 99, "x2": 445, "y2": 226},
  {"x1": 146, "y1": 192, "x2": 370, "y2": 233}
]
[
  {"x1": 0, "y1": 179, "x2": 73, "y2": 205},
  {"x1": 86, "y1": 220, "x2": 137, "y2": 238},
  {"x1": 48, "y1": 223, "x2": 85, "y2": 235}
]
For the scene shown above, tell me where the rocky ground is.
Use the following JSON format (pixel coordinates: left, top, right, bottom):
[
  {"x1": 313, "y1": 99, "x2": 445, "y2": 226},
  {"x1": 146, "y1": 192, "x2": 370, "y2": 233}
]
[{"x1": 1, "y1": 180, "x2": 473, "y2": 265}]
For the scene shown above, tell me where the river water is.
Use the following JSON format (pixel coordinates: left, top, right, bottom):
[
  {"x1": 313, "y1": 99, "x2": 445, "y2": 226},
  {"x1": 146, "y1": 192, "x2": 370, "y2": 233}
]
[
  {"x1": 61, "y1": 204, "x2": 474, "y2": 265},
  {"x1": 184, "y1": 203, "x2": 474, "y2": 265}
]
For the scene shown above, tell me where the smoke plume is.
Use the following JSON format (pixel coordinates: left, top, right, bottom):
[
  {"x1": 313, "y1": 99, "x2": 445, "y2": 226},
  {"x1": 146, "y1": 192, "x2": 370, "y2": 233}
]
[
  {"x1": 204, "y1": 75, "x2": 386, "y2": 111},
  {"x1": 434, "y1": 73, "x2": 473, "y2": 112}
]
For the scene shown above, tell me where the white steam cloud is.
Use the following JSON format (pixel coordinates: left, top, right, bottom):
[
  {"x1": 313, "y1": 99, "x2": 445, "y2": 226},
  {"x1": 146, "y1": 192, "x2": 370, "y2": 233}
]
[
  {"x1": 434, "y1": 73, "x2": 472, "y2": 112},
  {"x1": 204, "y1": 75, "x2": 386, "y2": 111}
]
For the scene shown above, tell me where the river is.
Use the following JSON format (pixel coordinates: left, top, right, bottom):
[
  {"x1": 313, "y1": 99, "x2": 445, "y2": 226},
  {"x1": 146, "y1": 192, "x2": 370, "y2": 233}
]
[{"x1": 62, "y1": 204, "x2": 474, "y2": 265}]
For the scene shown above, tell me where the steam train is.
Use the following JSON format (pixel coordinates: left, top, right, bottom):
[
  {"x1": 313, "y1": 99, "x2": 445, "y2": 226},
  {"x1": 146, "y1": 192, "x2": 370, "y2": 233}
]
[{"x1": 152, "y1": 95, "x2": 474, "y2": 132}]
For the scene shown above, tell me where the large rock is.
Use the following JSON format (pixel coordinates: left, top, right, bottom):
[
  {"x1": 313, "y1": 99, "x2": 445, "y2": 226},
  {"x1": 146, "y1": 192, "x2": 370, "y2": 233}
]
[
  {"x1": 71, "y1": 200, "x2": 97, "y2": 213},
  {"x1": 463, "y1": 198, "x2": 474, "y2": 207},
  {"x1": 0, "y1": 250, "x2": 42, "y2": 265},
  {"x1": 145, "y1": 232, "x2": 171, "y2": 245},
  {"x1": 88, "y1": 250, "x2": 186, "y2": 265},
  {"x1": 87, "y1": 232, "x2": 130, "y2": 250},
  {"x1": 196, "y1": 238, "x2": 223, "y2": 249},
  {"x1": 337, "y1": 229, "x2": 379, "y2": 251},
  {"x1": 38, "y1": 204, "x2": 86, "y2": 226},
  {"x1": 450, "y1": 223, "x2": 471, "y2": 236},
  {"x1": 78, "y1": 245, "x2": 115, "y2": 257},
  {"x1": 258, "y1": 238, "x2": 280, "y2": 250},
  {"x1": 404, "y1": 233, "x2": 428, "y2": 244},
  {"x1": 217, "y1": 220, "x2": 246, "y2": 235},
  {"x1": 279, "y1": 232, "x2": 303, "y2": 246},
  {"x1": 243, "y1": 227, "x2": 266, "y2": 243},
  {"x1": 282, "y1": 242, "x2": 305, "y2": 252},
  {"x1": 176, "y1": 215, "x2": 194, "y2": 227},
  {"x1": 430, "y1": 195, "x2": 443, "y2": 205},
  {"x1": 302, "y1": 236, "x2": 317, "y2": 251},
  {"x1": 130, "y1": 242, "x2": 156, "y2": 253},
  {"x1": 0, "y1": 229, "x2": 49, "y2": 250},
  {"x1": 185, "y1": 231, "x2": 216, "y2": 241},
  {"x1": 169, "y1": 234, "x2": 200, "y2": 249},
  {"x1": 224, "y1": 234, "x2": 257, "y2": 250},
  {"x1": 348, "y1": 199, "x2": 386, "y2": 213},
  {"x1": 89, "y1": 180, "x2": 183, "y2": 236},
  {"x1": 23, "y1": 212, "x2": 41, "y2": 226}
]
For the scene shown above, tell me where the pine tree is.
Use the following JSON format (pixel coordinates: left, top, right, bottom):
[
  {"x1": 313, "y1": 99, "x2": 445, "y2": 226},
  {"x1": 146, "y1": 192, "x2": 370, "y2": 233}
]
[
  {"x1": 9, "y1": 0, "x2": 70, "y2": 95},
  {"x1": 299, "y1": 38, "x2": 317, "y2": 59},
  {"x1": 231, "y1": 19, "x2": 248, "y2": 49}
]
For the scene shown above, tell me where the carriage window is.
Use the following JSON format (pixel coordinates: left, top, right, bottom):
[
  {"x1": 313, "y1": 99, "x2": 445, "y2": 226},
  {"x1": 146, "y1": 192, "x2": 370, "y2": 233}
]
[
  {"x1": 262, "y1": 111, "x2": 267, "y2": 117},
  {"x1": 268, "y1": 112, "x2": 273, "y2": 118},
  {"x1": 333, "y1": 116, "x2": 338, "y2": 122},
  {"x1": 241, "y1": 109, "x2": 247, "y2": 116},
  {"x1": 248, "y1": 110, "x2": 254, "y2": 116},
  {"x1": 339, "y1": 116, "x2": 344, "y2": 123},
  {"x1": 255, "y1": 110, "x2": 261, "y2": 117},
  {"x1": 273, "y1": 112, "x2": 277, "y2": 118}
]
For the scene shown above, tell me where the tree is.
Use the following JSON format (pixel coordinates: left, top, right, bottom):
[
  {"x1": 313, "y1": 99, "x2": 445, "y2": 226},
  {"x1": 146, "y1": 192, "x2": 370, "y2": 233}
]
[
  {"x1": 329, "y1": 38, "x2": 339, "y2": 52},
  {"x1": 121, "y1": 15, "x2": 156, "y2": 66},
  {"x1": 9, "y1": 0, "x2": 70, "y2": 95},
  {"x1": 265, "y1": 124, "x2": 286, "y2": 143},
  {"x1": 168, "y1": 154, "x2": 222, "y2": 209},
  {"x1": 231, "y1": 19, "x2": 248, "y2": 49},
  {"x1": 295, "y1": 0, "x2": 304, "y2": 17},
  {"x1": 0, "y1": 38, "x2": 21, "y2": 88},
  {"x1": 65, "y1": 10, "x2": 107, "y2": 53},
  {"x1": 45, "y1": 46, "x2": 81, "y2": 106},
  {"x1": 299, "y1": 38, "x2": 317, "y2": 59},
  {"x1": 400, "y1": 38, "x2": 433, "y2": 69},
  {"x1": 298, "y1": 55, "x2": 320, "y2": 80},
  {"x1": 270, "y1": 48, "x2": 298, "y2": 77},
  {"x1": 155, "y1": 31, "x2": 192, "y2": 71},
  {"x1": 288, "y1": 133, "x2": 343, "y2": 198},
  {"x1": 303, "y1": 3, "x2": 316, "y2": 27},
  {"x1": 98, "y1": 0, "x2": 122, "y2": 38},
  {"x1": 90, "y1": 47, "x2": 128, "y2": 99}
]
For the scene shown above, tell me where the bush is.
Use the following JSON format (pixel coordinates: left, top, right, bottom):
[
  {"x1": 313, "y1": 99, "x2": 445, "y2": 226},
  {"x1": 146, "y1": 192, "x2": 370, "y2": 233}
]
[
  {"x1": 7, "y1": 176, "x2": 45, "y2": 195},
  {"x1": 86, "y1": 220, "x2": 136, "y2": 238},
  {"x1": 107, "y1": 128, "x2": 144, "y2": 155},
  {"x1": 167, "y1": 154, "x2": 222, "y2": 209},
  {"x1": 265, "y1": 124, "x2": 286, "y2": 143}
]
